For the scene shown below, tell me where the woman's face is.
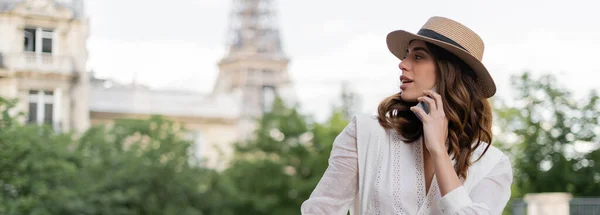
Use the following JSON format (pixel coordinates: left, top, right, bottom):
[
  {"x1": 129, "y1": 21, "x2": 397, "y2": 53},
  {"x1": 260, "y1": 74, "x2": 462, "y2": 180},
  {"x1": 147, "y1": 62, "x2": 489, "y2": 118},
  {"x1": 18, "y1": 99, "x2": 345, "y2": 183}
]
[{"x1": 399, "y1": 40, "x2": 438, "y2": 102}]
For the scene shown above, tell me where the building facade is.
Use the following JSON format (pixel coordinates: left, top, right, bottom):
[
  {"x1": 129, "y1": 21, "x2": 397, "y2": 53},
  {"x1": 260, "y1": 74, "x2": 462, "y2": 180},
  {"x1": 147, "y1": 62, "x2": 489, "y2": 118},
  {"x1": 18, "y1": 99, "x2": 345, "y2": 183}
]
[
  {"x1": 88, "y1": 76, "x2": 243, "y2": 169},
  {"x1": 0, "y1": 0, "x2": 89, "y2": 133}
]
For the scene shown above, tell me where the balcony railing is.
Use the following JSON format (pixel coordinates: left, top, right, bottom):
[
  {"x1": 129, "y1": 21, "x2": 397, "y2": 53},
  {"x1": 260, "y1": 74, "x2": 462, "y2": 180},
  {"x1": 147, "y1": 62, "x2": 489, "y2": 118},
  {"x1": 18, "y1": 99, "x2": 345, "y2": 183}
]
[{"x1": 3, "y1": 52, "x2": 74, "y2": 74}]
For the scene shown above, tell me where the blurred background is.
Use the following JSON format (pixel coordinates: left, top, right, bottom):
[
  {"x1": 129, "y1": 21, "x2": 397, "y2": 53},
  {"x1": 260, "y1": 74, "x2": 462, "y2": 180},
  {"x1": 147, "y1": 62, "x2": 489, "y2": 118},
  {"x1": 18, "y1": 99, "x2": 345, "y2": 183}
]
[{"x1": 0, "y1": 0, "x2": 599, "y2": 214}]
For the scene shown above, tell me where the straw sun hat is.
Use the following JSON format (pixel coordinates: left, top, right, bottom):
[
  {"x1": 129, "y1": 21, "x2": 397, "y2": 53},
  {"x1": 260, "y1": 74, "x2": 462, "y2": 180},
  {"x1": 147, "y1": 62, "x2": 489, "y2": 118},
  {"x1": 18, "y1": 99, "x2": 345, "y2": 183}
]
[{"x1": 386, "y1": 16, "x2": 496, "y2": 98}]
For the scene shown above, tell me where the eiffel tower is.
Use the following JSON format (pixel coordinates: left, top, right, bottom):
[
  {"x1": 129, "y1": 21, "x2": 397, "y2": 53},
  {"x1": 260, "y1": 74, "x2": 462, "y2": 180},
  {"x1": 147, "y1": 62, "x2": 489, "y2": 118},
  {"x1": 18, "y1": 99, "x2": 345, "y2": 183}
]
[{"x1": 213, "y1": 0, "x2": 295, "y2": 139}]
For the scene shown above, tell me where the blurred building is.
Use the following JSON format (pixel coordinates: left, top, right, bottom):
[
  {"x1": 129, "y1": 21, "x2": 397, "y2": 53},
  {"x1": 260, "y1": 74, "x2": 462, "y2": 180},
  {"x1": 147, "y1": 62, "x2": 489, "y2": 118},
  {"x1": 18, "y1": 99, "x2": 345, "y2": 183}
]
[
  {"x1": 0, "y1": 0, "x2": 90, "y2": 133},
  {"x1": 0, "y1": 0, "x2": 295, "y2": 169},
  {"x1": 88, "y1": 76, "x2": 243, "y2": 169}
]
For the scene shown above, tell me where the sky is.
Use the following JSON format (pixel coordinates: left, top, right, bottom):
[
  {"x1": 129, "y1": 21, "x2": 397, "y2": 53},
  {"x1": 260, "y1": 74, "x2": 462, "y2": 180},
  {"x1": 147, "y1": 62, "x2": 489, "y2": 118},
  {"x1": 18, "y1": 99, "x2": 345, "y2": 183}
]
[{"x1": 85, "y1": 0, "x2": 600, "y2": 121}]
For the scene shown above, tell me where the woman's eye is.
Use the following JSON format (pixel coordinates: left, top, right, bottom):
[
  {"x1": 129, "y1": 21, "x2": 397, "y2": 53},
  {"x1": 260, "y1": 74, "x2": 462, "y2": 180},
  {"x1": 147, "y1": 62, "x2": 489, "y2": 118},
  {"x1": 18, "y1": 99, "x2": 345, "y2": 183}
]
[{"x1": 415, "y1": 55, "x2": 423, "y2": 60}]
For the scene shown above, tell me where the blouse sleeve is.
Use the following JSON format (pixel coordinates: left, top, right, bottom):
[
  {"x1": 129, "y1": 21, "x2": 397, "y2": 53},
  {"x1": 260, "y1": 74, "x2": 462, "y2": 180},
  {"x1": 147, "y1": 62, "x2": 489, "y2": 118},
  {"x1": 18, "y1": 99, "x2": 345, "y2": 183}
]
[
  {"x1": 437, "y1": 154, "x2": 514, "y2": 215},
  {"x1": 300, "y1": 117, "x2": 359, "y2": 215}
]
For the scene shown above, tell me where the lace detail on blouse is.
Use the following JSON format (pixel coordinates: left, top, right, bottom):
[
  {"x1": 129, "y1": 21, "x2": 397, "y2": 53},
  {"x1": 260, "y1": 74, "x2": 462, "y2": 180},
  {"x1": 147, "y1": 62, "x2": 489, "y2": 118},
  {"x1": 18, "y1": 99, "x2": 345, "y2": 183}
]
[
  {"x1": 414, "y1": 138, "x2": 426, "y2": 208},
  {"x1": 421, "y1": 177, "x2": 439, "y2": 214},
  {"x1": 391, "y1": 132, "x2": 406, "y2": 215},
  {"x1": 370, "y1": 136, "x2": 383, "y2": 215}
]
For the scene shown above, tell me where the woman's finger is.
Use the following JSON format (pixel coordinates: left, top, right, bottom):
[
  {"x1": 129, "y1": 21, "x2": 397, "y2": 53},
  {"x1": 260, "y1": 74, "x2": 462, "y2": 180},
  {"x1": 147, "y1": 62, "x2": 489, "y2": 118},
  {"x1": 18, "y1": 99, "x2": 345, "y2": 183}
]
[
  {"x1": 410, "y1": 106, "x2": 429, "y2": 122},
  {"x1": 418, "y1": 96, "x2": 436, "y2": 112},
  {"x1": 424, "y1": 90, "x2": 443, "y2": 113}
]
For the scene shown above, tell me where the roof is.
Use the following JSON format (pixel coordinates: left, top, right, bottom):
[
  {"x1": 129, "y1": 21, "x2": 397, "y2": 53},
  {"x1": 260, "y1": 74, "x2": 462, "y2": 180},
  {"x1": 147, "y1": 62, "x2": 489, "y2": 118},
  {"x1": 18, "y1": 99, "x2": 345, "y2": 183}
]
[
  {"x1": 89, "y1": 83, "x2": 242, "y2": 120},
  {"x1": 0, "y1": 0, "x2": 19, "y2": 11},
  {"x1": 0, "y1": 0, "x2": 85, "y2": 19}
]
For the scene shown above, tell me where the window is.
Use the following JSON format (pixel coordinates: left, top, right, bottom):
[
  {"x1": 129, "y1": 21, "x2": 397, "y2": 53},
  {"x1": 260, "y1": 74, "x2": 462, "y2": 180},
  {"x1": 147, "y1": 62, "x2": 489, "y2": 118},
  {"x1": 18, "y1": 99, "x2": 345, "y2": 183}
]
[
  {"x1": 23, "y1": 28, "x2": 53, "y2": 53},
  {"x1": 27, "y1": 102, "x2": 37, "y2": 124},
  {"x1": 192, "y1": 132, "x2": 203, "y2": 159},
  {"x1": 28, "y1": 90, "x2": 55, "y2": 126},
  {"x1": 185, "y1": 131, "x2": 204, "y2": 162},
  {"x1": 44, "y1": 104, "x2": 53, "y2": 125},
  {"x1": 42, "y1": 30, "x2": 53, "y2": 53},
  {"x1": 24, "y1": 28, "x2": 36, "y2": 52}
]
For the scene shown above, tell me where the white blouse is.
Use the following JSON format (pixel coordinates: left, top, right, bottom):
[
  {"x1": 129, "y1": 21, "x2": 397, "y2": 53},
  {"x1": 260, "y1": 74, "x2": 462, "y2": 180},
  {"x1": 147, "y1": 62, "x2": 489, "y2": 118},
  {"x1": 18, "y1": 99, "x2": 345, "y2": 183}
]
[{"x1": 301, "y1": 115, "x2": 513, "y2": 215}]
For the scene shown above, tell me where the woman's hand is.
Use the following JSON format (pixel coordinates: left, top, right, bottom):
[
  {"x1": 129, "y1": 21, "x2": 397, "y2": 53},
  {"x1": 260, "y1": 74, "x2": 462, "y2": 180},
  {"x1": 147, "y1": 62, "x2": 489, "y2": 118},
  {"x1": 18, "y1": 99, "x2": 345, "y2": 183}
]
[
  {"x1": 411, "y1": 90, "x2": 462, "y2": 198},
  {"x1": 410, "y1": 90, "x2": 449, "y2": 156}
]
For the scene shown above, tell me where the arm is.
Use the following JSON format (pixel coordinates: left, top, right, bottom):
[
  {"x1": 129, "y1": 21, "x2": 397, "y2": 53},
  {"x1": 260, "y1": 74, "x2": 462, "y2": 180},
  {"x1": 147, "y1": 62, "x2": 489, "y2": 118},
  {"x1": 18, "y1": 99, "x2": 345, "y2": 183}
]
[
  {"x1": 300, "y1": 117, "x2": 359, "y2": 215},
  {"x1": 431, "y1": 149, "x2": 463, "y2": 197},
  {"x1": 413, "y1": 90, "x2": 513, "y2": 215},
  {"x1": 436, "y1": 155, "x2": 513, "y2": 215}
]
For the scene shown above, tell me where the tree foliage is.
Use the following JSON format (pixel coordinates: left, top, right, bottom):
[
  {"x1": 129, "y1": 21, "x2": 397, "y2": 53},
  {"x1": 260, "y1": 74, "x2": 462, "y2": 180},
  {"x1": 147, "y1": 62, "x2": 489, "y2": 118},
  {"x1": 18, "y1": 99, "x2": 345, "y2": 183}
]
[
  {"x1": 217, "y1": 97, "x2": 350, "y2": 215},
  {"x1": 0, "y1": 97, "x2": 219, "y2": 214},
  {"x1": 493, "y1": 72, "x2": 600, "y2": 197}
]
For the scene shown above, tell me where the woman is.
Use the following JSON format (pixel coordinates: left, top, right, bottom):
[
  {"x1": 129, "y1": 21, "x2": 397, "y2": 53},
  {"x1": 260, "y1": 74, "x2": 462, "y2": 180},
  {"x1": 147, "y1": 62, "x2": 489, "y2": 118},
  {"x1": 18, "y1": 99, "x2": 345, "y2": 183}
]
[{"x1": 301, "y1": 16, "x2": 513, "y2": 215}]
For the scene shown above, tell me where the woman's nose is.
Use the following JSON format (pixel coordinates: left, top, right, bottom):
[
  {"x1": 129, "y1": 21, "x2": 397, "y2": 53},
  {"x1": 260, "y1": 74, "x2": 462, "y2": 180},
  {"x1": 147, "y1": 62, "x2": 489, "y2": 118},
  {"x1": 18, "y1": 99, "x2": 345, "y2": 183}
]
[{"x1": 399, "y1": 60, "x2": 409, "y2": 72}]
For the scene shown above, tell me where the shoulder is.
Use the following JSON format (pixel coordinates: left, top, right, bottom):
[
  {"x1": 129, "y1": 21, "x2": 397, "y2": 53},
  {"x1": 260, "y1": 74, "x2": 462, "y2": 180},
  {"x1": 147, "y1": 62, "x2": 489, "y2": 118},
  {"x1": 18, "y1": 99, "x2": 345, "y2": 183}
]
[
  {"x1": 339, "y1": 114, "x2": 379, "y2": 139},
  {"x1": 352, "y1": 114, "x2": 379, "y2": 123},
  {"x1": 351, "y1": 114, "x2": 388, "y2": 151},
  {"x1": 461, "y1": 142, "x2": 512, "y2": 187},
  {"x1": 352, "y1": 114, "x2": 382, "y2": 131},
  {"x1": 470, "y1": 142, "x2": 510, "y2": 166},
  {"x1": 467, "y1": 142, "x2": 513, "y2": 180}
]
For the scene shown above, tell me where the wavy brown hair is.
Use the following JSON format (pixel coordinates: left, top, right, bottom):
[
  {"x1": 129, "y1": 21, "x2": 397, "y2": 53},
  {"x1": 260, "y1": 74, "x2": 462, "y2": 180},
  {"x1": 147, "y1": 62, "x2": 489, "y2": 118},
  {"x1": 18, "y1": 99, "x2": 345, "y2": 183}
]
[{"x1": 377, "y1": 42, "x2": 493, "y2": 179}]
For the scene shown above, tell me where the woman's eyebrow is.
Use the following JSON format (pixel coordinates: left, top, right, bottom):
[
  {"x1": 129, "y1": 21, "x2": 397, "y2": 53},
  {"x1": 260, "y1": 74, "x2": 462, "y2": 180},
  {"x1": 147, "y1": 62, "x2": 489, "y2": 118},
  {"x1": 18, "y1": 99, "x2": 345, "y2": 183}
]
[{"x1": 410, "y1": 47, "x2": 430, "y2": 55}]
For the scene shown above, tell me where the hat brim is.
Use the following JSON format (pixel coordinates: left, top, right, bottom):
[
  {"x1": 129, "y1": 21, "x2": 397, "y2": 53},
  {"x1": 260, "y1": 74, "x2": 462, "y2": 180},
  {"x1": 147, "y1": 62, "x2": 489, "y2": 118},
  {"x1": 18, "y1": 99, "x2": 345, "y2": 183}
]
[{"x1": 386, "y1": 30, "x2": 496, "y2": 98}]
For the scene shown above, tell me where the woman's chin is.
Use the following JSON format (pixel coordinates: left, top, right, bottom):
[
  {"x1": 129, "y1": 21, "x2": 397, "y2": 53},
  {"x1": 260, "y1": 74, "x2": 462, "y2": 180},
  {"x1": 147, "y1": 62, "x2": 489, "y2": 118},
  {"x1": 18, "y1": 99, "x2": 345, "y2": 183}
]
[{"x1": 400, "y1": 92, "x2": 418, "y2": 103}]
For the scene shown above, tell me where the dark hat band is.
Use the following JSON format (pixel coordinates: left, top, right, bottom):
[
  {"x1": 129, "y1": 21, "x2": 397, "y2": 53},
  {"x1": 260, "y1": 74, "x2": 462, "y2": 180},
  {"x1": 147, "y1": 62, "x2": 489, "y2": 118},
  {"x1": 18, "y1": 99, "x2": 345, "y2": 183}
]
[{"x1": 417, "y1": 29, "x2": 468, "y2": 53}]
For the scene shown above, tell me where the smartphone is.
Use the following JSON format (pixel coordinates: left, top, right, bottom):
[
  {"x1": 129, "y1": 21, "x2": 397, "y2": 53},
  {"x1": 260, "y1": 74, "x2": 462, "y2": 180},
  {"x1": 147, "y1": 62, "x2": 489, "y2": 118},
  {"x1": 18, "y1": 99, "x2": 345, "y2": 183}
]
[{"x1": 414, "y1": 86, "x2": 437, "y2": 121}]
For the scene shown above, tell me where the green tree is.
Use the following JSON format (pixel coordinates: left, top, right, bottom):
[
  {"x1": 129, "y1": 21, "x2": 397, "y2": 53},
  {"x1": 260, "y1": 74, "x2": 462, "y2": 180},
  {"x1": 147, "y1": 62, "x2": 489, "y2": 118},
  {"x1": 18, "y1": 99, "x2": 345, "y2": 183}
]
[
  {"x1": 219, "y1": 97, "x2": 350, "y2": 215},
  {"x1": 493, "y1": 72, "x2": 600, "y2": 197},
  {"x1": 0, "y1": 97, "x2": 82, "y2": 215},
  {"x1": 72, "y1": 116, "x2": 217, "y2": 215},
  {"x1": 0, "y1": 96, "x2": 220, "y2": 215}
]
